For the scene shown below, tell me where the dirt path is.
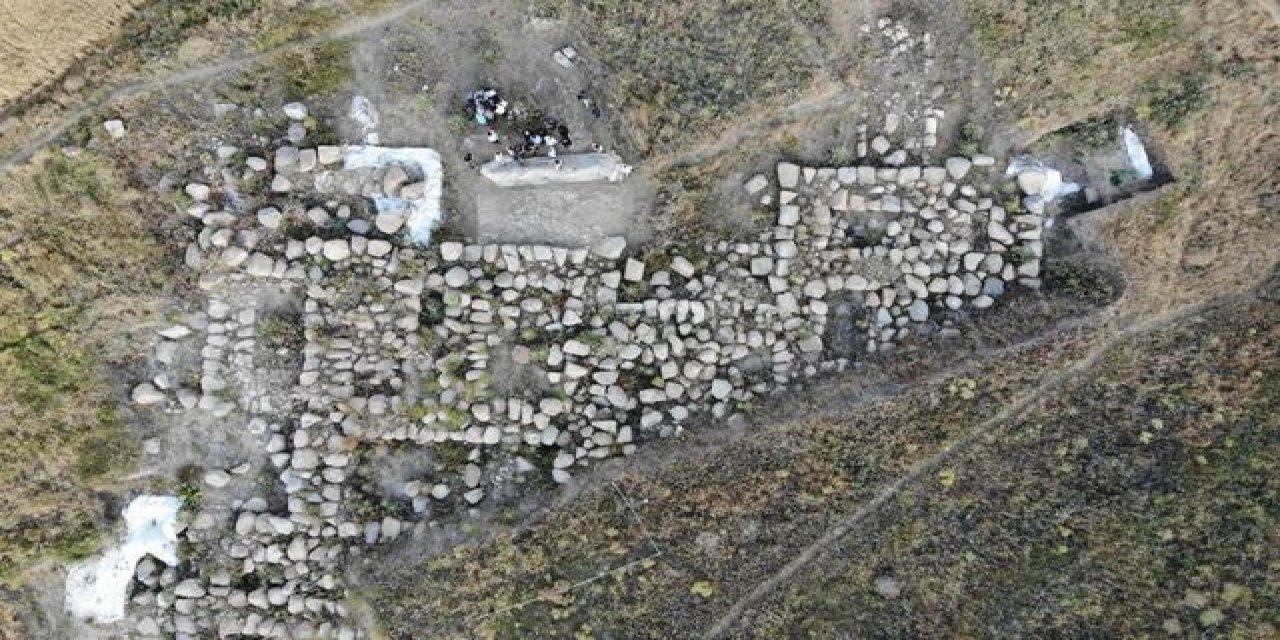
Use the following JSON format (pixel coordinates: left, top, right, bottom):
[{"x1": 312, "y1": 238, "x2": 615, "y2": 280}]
[
  {"x1": 700, "y1": 293, "x2": 1229, "y2": 638},
  {"x1": 661, "y1": 82, "x2": 864, "y2": 170},
  {"x1": 0, "y1": 0, "x2": 434, "y2": 172}
]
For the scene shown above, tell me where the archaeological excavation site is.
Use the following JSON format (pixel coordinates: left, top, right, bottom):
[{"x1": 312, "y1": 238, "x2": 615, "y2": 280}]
[{"x1": 0, "y1": 1, "x2": 1276, "y2": 639}]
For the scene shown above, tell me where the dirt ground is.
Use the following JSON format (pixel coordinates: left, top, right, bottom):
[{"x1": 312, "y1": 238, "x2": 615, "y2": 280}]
[
  {"x1": 473, "y1": 179, "x2": 655, "y2": 246},
  {"x1": 342, "y1": 1, "x2": 655, "y2": 244}
]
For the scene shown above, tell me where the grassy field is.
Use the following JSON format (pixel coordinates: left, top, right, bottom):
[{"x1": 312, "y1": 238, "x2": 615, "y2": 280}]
[
  {"x1": 0, "y1": 151, "x2": 169, "y2": 582},
  {"x1": 736, "y1": 287, "x2": 1279, "y2": 637}
]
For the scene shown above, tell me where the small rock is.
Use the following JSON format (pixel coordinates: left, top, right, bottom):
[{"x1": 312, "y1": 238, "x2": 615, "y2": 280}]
[
  {"x1": 322, "y1": 239, "x2": 350, "y2": 261},
  {"x1": 375, "y1": 212, "x2": 407, "y2": 234},
  {"x1": 710, "y1": 379, "x2": 732, "y2": 400},
  {"x1": 776, "y1": 162, "x2": 802, "y2": 190},
  {"x1": 245, "y1": 253, "x2": 274, "y2": 277},
  {"x1": 1017, "y1": 170, "x2": 1046, "y2": 196},
  {"x1": 873, "y1": 576, "x2": 901, "y2": 599},
  {"x1": 174, "y1": 579, "x2": 205, "y2": 599},
  {"x1": 623, "y1": 259, "x2": 645, "y2": 282},
  {"x1": 102, "y1": 119, "x2": 126, "y2": 139},
  {"x1": 158, "y1": 325, "x2": 192, "y2": 340},
  {"x1": 317, "y1": 146, "x2": 343, "y2": 165},
  {"x1": 744, "y1": 174, "x2": 769, "y2": 196},
  {"x1": 778, "y1": 205, "x2": 800, "y2": 227},
  {"x1": 440, "y1": 242, "x2": 464, "y2": 261},
  {"x1": 283, "y1": 102, "x2": 309, "y2": 120},
  {"x1": 132, "y1": 383, "x2": 165, "y2": 406},
  {"x1": 750, "y1": 256, "x2": 774, "y2": 277},
  {"x1": 907, "y1": 299, "x2": 929, "y2": 322},
  {"x1": 257, "y1": 207, "x2": 283, "y2": 230},
  {"x1": 945, "y1": 157, "x2": 972, "y2": 180},
  {"x1": 204, "y1": 469, "x2": 231, "y2": 488},
  {"x1": 382, "y1": 165, "x2": 410, "y2": 195},
  {"x1": 671, "y1": 256, "x2": 696, "y2": 278},
  {"x1": 444, "y1": 266, "x2": 470, "y2": 288},
  {"x1": 185, "y1": 183, "x2": 211, "y2": 202},
  {"x1": 591, "y1": 236, "x2": 627, "y2": 260}
]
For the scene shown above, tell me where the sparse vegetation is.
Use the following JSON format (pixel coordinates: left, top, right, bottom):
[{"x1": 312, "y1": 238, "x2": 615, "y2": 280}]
[
  {"x1": 1143, "y1": 77, "x2": 1211, "y2": 130},
  {"x1": 567, "y1": 0, "x2": 820, "y2": 154},
  {"x1": 0, "y1": 151, "x2": 163, "y2": 585},
  {"x1": 956, "y1": 120, "x2": 985, "y2": 157}
]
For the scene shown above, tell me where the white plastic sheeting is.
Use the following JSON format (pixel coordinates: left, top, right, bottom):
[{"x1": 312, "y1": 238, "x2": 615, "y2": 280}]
[
  {"x1": 1005, "y1": 156, "x2": 1081, "y2": 202},
  {"x1": 1122, "y1": 126, "x2": 1154, "y2": 179},
  {"x1": 344, "y1": 146, "x2": 444, "y2": 245},
  {"x1": 480, "y1": 153, "x2": 633, "y2": 187},
  {"x1": 65, "y1": 495, "x2": 181, "y2": 623},
  {"x1": 350, "y1": 95, "x2": 380, "y2": 145}
]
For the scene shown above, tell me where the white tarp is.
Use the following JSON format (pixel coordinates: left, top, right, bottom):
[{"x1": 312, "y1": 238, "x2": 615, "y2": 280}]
[
  {"x1": 1006, "y1": 156, "x2": 1080, "y2": 202},
  {"x1": 480, "y1": 153, "x2": 633, "y2": 187},
  {"x1": 1122, "y1": 126, "x2": 1154, "y2": 179},
  {"x1": 65, "y1": 495, "x2": 181, "y2": 623},
  {"x1": 344, "y1": 146, "x2": 444, "y2": 245},
  {"x1": 350, "y1": 96, "x2": 380, "y2": 145}
]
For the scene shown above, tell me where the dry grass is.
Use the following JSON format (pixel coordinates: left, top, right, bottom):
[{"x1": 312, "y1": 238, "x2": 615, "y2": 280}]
[
  {"x1": 963, "y1": 0, "x2": 1280, "y2": 317},
  {"x1": 0, "y1": 150, "x2": 168, "y2": 582},
  {"x1": 0, "y1": 0, "x2": 141, "y2": 107},
  {"x1": 736, "y1": 290, "x2": 1280, "y2": 638},
  {"x1": 556, "y1": 0, "x2": 823, "y2": 156}
]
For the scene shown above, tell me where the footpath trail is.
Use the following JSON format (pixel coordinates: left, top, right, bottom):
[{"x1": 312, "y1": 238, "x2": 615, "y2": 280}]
[
  {"x1": 701, "y1": 293, "x2": 1227, "y2": 639},
  {"x1": 0, "y1": 0, "x2": 433, "y2": 173}
]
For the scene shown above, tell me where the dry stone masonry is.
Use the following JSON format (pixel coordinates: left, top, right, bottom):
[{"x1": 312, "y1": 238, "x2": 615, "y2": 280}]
[{"x1": 118, "y1": 19, "x2": 1052, "y2": 634}]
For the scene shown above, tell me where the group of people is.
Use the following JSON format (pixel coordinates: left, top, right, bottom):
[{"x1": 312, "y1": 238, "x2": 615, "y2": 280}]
[
  {"x1": 501, "y1": 116, "x2": 574, "y2": 162},
  {"x1": 461, "y1": 86, "x2": 608, "y2": 169},
  {"x1": 464, "y1": 88, "x2": 509, "y2": 125}
]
